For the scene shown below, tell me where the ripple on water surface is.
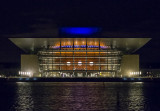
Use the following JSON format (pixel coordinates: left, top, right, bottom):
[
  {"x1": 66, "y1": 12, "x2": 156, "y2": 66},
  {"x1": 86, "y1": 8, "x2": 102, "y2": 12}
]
[{"x1": 0, "y1": 82, "x2": 160, "y2": 111}]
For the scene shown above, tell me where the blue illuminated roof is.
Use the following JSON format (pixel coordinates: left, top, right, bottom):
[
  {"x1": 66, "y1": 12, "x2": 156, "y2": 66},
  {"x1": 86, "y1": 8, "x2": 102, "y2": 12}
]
[{"x1": 60, "y1": 27, "x2": 101, "y2": 35}]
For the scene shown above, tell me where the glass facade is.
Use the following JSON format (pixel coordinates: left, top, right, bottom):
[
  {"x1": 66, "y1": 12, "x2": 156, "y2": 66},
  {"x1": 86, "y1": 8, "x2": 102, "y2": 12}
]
[{"x1": 38, "y1": 38, "x2": 121, "y2": 77}]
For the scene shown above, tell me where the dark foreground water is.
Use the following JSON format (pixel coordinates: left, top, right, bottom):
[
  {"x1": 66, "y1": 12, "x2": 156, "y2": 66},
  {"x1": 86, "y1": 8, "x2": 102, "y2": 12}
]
[{"x1": 0, "y1": 82, "x2": 160, "y2": 111}]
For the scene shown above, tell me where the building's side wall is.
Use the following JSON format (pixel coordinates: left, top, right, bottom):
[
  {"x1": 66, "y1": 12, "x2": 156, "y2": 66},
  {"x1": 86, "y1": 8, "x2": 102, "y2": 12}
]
[
  {"x1": 120, "y1": 55, "x2": 139, "y2": 77},
  {"x1": 21, "y1": 55, "x2": 39, "y2": 77}
]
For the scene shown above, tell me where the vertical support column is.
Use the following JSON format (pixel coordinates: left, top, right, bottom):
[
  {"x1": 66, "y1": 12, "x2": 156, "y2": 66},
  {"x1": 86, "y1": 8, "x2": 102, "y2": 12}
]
[
  {"x1": 99, "y1": 39, "x2": 100, "y2": 50},
  {"x1": 73, "y1": 39, "x2": 74, "y2": 50},
  {"x1": 60, "y1": 39, "x2": 61, "y2": 50},
  {"x1": 86, "y1": 38, "x2": 87, "y2": 77},
  {"x1": 60, "y1": 40, "x2": 61, "y2": 76},
  {"x1": 111, "y1": 57, "x2": 113, "y2": 77},
  {"x1": 99, "y1": 39, "x2": 100, "y2": 70},
  {"x1": 99, "y1": 39, "x2": 100, "y2": 77},
  {"x1": 52, "y1": 45, "x2": 53, "y2": 77},
  {"x1": 73, "y1": 50, "x2": 75, "y2": 76},
  {"x1": 86, "y1": 49, "x2": 87, "y2": 77},
  {"x1": 73, "y1": 39, "x2": 75, "y2": 76},
  {"x1": 47, "y1": 49, "x2": 49, "y2": 77},
  {"x1": 86, "y1": 39, "x2": 87, "y2": 50},
  {"x1": 43, "y1": 41, "x2": 48, "y2": 77},
  {"x1": 107, "y1": 42, "x2": 109, "y2": 71},
  {"x1": 111, "y1": 46, "x2": 113, "y2": 74}
]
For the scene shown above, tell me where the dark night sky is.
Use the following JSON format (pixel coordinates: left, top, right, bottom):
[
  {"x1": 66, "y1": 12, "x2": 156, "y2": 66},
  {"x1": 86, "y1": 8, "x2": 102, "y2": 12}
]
[{"x1": 0, "y1": 0, "x2": 160, "y2": 68}]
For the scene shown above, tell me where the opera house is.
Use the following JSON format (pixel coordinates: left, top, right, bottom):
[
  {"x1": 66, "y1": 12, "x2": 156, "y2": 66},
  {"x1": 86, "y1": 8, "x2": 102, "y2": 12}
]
[{"x1": 9, "y1": 28, "x2": 151, "y2": 78}]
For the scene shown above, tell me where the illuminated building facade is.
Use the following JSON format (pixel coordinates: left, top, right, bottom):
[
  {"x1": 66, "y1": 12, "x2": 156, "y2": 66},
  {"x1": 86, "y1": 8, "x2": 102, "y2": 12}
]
[
  {"x1": 10, "y1": 37, "x2": 150, "y2": 77},
  {"x1": 9, "y1": 27, "x2": 151, "y2": 77},
  {"x1": 39, "y1": 38, "x2": 121, "y2": 77}
]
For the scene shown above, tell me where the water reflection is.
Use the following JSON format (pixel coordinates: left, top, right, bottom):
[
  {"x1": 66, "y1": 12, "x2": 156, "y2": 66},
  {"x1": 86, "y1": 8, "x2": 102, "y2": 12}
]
[
  {"x1": 117, "y1": 82, "x2": 145, "y2": 111},
  {"x1": 0, "y1": 82, "x2": 160, "y2": 111},
  {"x1": 13, "y1": 82, "x2": 34, "y2": 110}
]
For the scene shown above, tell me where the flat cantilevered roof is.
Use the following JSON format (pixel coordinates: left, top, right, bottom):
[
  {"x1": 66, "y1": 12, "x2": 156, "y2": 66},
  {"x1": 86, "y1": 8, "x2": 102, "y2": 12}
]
[{"x1": 9, "y1": 38, "x2": 151, "y2": 53}]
